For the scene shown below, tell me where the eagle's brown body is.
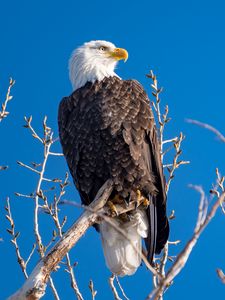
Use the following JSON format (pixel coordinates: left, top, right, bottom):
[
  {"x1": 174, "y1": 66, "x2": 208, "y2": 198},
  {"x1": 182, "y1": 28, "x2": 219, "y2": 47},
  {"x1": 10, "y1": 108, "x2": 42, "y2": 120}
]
[{"x1": 58, "y1": 76, "x2": 169, "y2": 265}]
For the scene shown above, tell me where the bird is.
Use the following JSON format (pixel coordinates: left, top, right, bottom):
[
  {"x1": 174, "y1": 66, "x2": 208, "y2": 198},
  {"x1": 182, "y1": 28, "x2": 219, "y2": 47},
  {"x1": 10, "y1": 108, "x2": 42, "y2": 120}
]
[{"x1": 58, "y1": 40, "x2": 169, "y2": 277}]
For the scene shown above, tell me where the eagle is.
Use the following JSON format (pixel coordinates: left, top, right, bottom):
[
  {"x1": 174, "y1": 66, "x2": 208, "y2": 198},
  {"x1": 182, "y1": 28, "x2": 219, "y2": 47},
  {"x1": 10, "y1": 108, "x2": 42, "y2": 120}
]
[{"x1": 58, "y1": 40, "x2": 169, "y2": 276}]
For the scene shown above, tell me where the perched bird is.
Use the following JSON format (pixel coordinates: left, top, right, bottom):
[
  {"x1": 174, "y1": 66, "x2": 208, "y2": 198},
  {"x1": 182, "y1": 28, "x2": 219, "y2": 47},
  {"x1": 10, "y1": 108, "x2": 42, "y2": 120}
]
[{"x1": 58, "y1": 40, "x2": 169, "y2": 276}]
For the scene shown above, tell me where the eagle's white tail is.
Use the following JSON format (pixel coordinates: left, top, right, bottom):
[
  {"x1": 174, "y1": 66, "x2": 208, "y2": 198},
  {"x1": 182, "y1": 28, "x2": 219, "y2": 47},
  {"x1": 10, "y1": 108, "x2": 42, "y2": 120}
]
[{"x1": 99, "y1": 209, "x2": 149, "y2": 276}]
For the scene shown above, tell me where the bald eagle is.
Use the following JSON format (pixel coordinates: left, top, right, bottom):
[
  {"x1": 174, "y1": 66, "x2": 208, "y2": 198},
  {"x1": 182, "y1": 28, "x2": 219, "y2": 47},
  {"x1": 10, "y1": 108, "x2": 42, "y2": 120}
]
[{"x1": 58, "y1": 40, "x2": 169, "y2": 276}]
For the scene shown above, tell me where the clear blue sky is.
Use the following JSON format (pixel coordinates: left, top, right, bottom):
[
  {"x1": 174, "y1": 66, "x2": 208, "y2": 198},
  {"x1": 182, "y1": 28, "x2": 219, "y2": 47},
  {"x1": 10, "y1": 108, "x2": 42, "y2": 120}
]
[{"x1": 1, "y1": 0, "x2": 225, "y2": 299}]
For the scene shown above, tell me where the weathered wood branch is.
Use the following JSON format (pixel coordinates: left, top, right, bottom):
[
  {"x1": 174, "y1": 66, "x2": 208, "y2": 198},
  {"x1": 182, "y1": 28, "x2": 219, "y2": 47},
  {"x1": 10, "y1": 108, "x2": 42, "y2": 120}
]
[
  {"x1": 146, "y1": 191, "x2": 225, "y2": 300},
  {"x1": 7, "y1": 180, "x2": 113, "y2": 300}
]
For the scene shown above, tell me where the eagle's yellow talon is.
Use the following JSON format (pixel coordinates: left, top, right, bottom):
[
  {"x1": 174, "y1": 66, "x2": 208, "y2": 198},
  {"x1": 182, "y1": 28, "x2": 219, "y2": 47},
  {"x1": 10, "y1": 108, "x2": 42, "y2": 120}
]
[
  {"x1": 136, "y1": 189, "x2": 141, "y2": 199},
  {"x1": 142, "y1": 198, "x2": 150, "y2": 207},
  {"x1": 136, "y1": 189, "x2": 142, "y2": 207},
  {"x1": 136, "y1": 189, "x2": 149, "y2": 208},
  {"x1": 107, "y1": 200, "x2": 118, "y2": 217}
]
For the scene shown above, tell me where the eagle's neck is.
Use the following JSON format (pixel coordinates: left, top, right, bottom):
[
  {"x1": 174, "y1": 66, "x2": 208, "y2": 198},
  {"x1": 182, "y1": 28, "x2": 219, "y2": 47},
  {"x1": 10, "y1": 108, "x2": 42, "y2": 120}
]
[{"x1": 69, "y1": 53, "x2": 120, "y2": 91}]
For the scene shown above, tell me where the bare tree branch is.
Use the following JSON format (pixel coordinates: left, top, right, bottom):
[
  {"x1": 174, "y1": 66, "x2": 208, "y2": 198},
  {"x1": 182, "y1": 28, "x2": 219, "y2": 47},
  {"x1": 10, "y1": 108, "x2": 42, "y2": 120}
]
[
  {"x1": 7, "y1": 179, "x2": 113, "y2": 300},
  {"x1": 146, "y1": 190, "x2": 225, "y2": 300}
]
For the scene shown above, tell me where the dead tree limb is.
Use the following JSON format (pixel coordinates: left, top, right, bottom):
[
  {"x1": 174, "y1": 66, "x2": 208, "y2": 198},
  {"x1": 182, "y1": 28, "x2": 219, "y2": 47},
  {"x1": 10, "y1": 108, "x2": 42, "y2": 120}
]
[
  {"x1": 146, "y1": 191, "x2": 225, "y2": 300},
  {"x1": 7, "y1": 179, "x2": 113, "y2": 300}
]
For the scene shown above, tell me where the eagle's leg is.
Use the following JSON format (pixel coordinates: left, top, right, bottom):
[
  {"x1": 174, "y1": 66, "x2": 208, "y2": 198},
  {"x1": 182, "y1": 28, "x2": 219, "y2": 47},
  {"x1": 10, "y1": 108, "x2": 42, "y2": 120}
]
[
  {"x1": 107, "y1": 200, "x2": 118, "y2": 217},
  {"x1": 111, "y1": 194, "x2": 124, "y2": 204},
  {"x1": 136, "y1": 189, "x2": 150, "y2": 208},
  {"x1": 107, "y1": 195, "x2": 123, "y2": 217}
]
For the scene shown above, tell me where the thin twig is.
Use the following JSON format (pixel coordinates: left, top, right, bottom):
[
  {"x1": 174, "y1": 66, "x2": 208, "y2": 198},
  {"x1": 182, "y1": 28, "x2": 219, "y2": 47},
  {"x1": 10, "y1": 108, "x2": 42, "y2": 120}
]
[
  {"x1": 217, "y1": 269, "x2": 225, "y2": 284},
  {"x1": 147, "y1": 70, "x2": 165, "y2": 154},
  {"x1": 49, "y1": 152, "x2": 64, "y2": 156},
  {"x1": 109, "y1": 275, "x2": 122, "y2": 300},
  {"x1": 25, "y1": 244, "x2": 36, "y2": 267},
  {"x1": 162, "y1": 137, "x2": 178, "y2": 145},
  {"x1": 5, "y1": 198, "x2": 28, "y2": 279},
  {"x1": 89, "y1": 280, "x2": 97, "y2": 300},
  {"x1": 15, "y1": 192, "x2": 34, "y2": 199},
  {"x1": 48, "y1": 278, "x2": 60, "y2": 300},
  {"x1": 168, "y1": 240, "x2": 181, "y2": 246},
  {"x1": 48, "y1": 174, "x2": 84, "y2": 300},
  {"x1": 115, "y1": 276, "x2": 130, "y2": 300},
  {"x1": 186, "y1": 119, "x2": 225, "y2": 143},
  {"x1": 166, "y1": 133, "x2": 188, "y2": 193},
  {"x1": 0, "y1": 78, "x2": 15, "y2": 122},
  {"x1": 17, "y1": 161, "x2": 41, "y2": 174}
]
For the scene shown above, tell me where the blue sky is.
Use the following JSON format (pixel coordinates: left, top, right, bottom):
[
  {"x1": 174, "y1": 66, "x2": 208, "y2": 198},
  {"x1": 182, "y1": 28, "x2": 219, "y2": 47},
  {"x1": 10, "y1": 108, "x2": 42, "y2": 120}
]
[{"x1": 1, "y1": 0, "x2": 225, "y2": 299}]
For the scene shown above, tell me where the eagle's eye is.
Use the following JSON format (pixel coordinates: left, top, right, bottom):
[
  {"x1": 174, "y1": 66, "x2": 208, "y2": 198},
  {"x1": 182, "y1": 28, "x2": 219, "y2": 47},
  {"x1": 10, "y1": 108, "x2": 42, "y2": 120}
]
[{"x1": 99, "y1": 46, "x2": 107, "y2": 52}]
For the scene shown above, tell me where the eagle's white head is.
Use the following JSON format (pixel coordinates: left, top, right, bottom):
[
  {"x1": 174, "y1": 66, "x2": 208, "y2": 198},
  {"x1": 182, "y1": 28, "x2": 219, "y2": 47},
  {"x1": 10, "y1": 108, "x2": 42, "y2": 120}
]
[{"x1": 69, "y1": 40, "x2": 128, "y2": 91}]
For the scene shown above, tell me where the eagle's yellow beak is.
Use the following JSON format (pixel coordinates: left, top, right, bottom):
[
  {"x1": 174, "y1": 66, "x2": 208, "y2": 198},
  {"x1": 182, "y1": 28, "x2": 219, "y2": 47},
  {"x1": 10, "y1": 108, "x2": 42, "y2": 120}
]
[{"x1": 109, "y1": 48, "x2": 128, "y2": 62}]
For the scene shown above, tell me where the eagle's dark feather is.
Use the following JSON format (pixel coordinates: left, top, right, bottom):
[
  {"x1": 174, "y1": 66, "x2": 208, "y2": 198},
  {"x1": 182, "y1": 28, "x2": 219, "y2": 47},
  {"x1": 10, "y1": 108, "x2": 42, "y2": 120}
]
[{"x1": 58, "y1": 76, "x2": 169, "y2": 261}]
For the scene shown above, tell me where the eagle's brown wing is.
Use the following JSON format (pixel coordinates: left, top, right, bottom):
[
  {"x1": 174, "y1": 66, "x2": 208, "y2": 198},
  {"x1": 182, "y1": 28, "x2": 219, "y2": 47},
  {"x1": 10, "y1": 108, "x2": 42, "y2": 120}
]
[
  {"x1": 144, "y1": 126, "x2": 169, "y2": 258},
  {"x1": 58, "y1": 76, "x2": 169, "y2": 261},
  {"x1": 126, "y1": 80, "x2": 169, "y2": 259}
]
